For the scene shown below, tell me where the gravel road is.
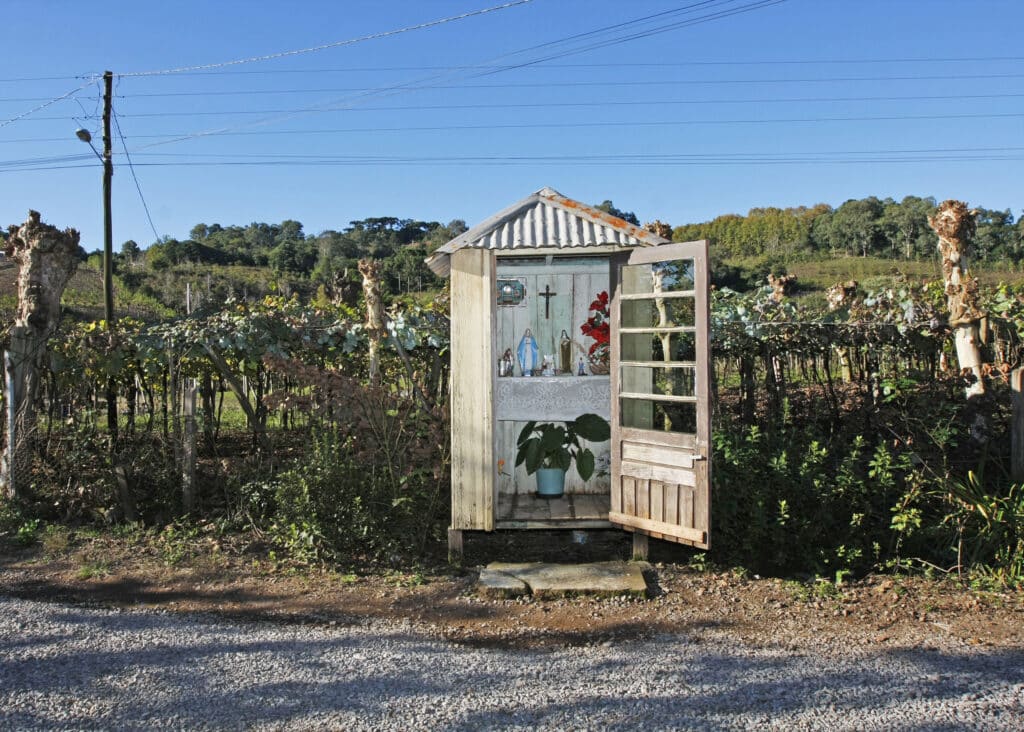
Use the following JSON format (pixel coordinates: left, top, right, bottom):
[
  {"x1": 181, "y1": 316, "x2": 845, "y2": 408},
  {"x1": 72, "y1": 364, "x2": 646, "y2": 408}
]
[{"x1": 1, "y1": 595, "x2": 1021, "y2": 730}]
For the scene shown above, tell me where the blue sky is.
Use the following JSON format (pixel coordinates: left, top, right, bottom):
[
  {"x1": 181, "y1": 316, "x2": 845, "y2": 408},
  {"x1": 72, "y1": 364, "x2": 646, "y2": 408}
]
[{"x1": 2, "y1": 0, "x2": 1022, "y2": 250}]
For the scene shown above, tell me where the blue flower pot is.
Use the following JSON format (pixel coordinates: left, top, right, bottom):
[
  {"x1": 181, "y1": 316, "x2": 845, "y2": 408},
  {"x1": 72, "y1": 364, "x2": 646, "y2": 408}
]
[{"x1": 536, "y1": 467, "x2": 566, "y2": 498}]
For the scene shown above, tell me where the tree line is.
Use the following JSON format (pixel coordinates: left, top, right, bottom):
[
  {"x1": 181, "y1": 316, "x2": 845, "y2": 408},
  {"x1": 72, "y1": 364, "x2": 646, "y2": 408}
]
[
  {"x1": 71, "y1": 193, "x2": 1022, "y2": 316},
  {"x1": 673, "y1": 195, "x2": 1022, "y2": 262},
  {"x1": 114, "y1": 217, "x2": 468, "y2": 297}
]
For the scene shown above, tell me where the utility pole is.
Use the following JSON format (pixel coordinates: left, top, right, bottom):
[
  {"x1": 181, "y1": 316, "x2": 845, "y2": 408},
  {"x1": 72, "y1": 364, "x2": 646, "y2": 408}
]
[
  {"x1": 102, "y1": 70, "x2": 118, "y2": 444},
  {"x1": 102, "y1": 70, "x2": 114, "y2": 325}
]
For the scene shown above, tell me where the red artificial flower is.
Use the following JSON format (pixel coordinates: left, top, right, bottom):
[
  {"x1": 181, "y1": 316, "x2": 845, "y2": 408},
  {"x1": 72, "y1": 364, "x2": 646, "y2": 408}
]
[{"x1": 581, "y1": 290, "x2": 610, "y2": 361}]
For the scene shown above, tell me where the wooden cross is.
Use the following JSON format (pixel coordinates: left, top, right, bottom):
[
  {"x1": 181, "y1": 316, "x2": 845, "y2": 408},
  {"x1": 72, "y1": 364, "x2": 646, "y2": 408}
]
[{"x1": 539, "y1": 284, "x2": 557, "y2": 318}]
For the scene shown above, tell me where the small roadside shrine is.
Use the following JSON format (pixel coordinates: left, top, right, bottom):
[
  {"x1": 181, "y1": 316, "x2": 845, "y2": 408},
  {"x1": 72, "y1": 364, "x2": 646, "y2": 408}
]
[{"x1": 426, "y1": 188, "x2": 711, "y2": 560}]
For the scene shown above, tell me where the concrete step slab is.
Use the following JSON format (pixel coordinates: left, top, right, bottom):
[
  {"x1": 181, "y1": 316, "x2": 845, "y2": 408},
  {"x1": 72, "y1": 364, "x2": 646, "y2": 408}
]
[{"x1": 478, "y1": 561, "x2": 652, "y2": 599}]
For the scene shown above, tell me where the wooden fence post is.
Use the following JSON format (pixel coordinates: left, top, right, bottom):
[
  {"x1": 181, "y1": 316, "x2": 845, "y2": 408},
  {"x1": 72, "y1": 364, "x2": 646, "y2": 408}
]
[
  {"x1": 1012, "y1": 368, "x2": 1024, "y2": 483},
  {"x1": 2, "y1": 350, "x2": 15, "y2": 499},
  {"x1": 182, "y1": 386, "x2": 197, "y2": 513},
  {"x1": 2, "y1": 329, "x2": 35, "y2": 500}
]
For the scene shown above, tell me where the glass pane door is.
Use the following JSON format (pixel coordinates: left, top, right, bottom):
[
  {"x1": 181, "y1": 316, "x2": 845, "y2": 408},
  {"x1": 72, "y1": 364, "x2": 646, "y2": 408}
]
[{"x1": 618, "y1": 258, "x2": 697, "y2": 435}]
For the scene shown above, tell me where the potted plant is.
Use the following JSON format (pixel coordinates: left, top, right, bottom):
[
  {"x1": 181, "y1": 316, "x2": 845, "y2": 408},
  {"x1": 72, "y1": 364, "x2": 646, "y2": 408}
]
[{"x1": 515, "y1": 413, "x2": 611, "y2": 497}]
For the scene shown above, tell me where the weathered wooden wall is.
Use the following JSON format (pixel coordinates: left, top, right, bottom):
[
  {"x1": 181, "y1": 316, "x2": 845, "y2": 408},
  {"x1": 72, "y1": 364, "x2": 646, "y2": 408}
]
[{"x1": 450, "y1": 249, "x2": 495, "y2": 531}]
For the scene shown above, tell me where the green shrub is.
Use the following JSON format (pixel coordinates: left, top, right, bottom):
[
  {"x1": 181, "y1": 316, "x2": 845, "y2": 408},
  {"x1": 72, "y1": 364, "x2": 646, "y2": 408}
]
[
  {"x1": 712, "y1": 377, "x2": 1023, "y2": 587},
  {"x1": 251, "y1": 426, "x2": 447, "y2": 565},
  {"x1": 15, "y1": 518, "x2": 41, "y2": 546},
  {"x1": 711, "y1": 422, "x2": 899, "y2": 576},
  {"x1": 0, "y1": 501, "x2": 39, "y2": 546}
]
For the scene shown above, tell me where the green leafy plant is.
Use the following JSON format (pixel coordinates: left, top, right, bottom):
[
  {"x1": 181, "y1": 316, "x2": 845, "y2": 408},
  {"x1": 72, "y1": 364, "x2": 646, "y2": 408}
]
[
  {"x1": 157, "y1": 521, "x2": 200, "y2": 566},
  {"x1": 515, "y1": 413, "x2": 610, "y2": 481},
  {"x1": 942, "y1": 471, "x2": 1024, "y2": 587},
  {"x1": 16, "y1": 519, "x2": 40, "y2": 547}
]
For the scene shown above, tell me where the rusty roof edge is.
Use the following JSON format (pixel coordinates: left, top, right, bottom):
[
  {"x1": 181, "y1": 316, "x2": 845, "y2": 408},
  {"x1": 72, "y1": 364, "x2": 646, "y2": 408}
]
[
  {"x1": 424, "y1": 187, "x2": 671, "y2": 278},
  {"x1": 536, "y1": 187, "x2": 670, "y2": 246}
]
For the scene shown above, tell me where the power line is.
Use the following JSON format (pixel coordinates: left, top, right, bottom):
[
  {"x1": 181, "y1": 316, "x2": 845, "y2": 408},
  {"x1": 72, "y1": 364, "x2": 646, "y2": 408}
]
[
  {"x1": 0, "y1": 153, "x2": 95, "y2": 167},
  {"x1": 469, "y1": 0, "x2": 737, "y2": 72},
  {"x1": 5, "y1": 56, "x2": 1024, "y2": 83},
  {"x1": 126, "y1": 144, "x2": 1024, "y2": 158},
  {"x1": 118, "y1": 1, "x2": 535, "y2": 78},
  {"x1": 124, "y1": 0, "x2": 789, "y2": 153},
  {"x1": 113, "y1": 110, "x2": 161, "y2": 245},
  {"x1": 4, "y1": 146, "x2": 1023, "y2": 173},
  {"x1": 1, "y1": 71, "x2": 1012, "y2": 101},
  {"x1": 6, "y1": 89, "x2": 1024, "y2": 143},
  {"x1": 6, "y1": 156, "x2": 1021, "y2": 173},
  {"x1": 0, "y1": 76, "x2": 99, "y2": 129},
  {"x1": 37, "y1": 101, "x2": 1024, "y2": 120},
  {"x1": 6, "y1": 92, "x2": 1024, "y2": 144},
  {"x1": 11, "y1": 111, "x2": 1024, "y2": 139},
  {"x1": 479, "y1": 0, "x2": 789, "y2": 75}
]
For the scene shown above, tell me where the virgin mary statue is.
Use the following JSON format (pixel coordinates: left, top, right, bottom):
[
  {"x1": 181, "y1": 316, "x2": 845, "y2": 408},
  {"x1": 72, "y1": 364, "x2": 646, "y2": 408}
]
[{"x1": 517, "y1": 329, "x2": 539, "y2": 376}]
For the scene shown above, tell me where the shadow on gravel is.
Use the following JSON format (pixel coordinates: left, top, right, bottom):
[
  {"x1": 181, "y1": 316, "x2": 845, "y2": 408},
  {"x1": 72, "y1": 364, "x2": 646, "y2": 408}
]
[
  {"x1": 0, "y1": 575, "x2": 273, "y2": 611},
  {"x1": 1, "y1": 571, "x2": 700, "y2": 648},
  {"x1": 441, "y1": 619, "x2": 733, "y2": 650},
  {"x1": 3, "y1": 597, "x2": 1022, "y2": 730},
  {"x1": 452, "y1": 646, "x2": 1024, "y2": 729}
]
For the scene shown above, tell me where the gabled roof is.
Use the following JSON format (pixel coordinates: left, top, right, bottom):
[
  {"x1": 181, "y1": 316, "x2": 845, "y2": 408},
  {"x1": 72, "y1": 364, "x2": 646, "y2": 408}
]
[{"x1": 425, "y1": 187, "x2": 669, "y2": 277}]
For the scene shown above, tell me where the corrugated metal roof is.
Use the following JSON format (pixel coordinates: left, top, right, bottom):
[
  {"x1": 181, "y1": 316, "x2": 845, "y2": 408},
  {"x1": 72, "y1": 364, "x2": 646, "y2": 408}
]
[{"x1": 426, "y1": 187, "x2": 669, "y2": 277}]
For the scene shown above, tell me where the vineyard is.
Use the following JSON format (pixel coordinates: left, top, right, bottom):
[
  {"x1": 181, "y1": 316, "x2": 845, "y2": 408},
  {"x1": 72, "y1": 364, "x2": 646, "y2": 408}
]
[{"x1": 0, "y1": 265, "x2": 1021, "y2": 588}]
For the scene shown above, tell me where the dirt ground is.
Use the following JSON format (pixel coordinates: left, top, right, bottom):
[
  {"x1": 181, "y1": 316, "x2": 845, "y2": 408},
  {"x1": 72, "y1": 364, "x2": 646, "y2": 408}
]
[{"x1": 1, "y1": 528, "x2": 1021, "y2": 651}]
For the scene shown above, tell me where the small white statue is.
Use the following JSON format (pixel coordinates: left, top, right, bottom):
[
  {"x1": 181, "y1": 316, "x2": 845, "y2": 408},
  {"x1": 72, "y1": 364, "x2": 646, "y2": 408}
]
[{"x1": 542, "y1": 354, "x2": 555, "y2": 376}]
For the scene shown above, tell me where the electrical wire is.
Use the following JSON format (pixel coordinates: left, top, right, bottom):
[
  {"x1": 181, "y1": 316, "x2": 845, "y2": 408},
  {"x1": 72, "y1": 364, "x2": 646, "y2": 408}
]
[
  {"x1": 7, "y1": 87, "x2": 1024, "y2": 143},
  {"x1": 117, "y1": 1, "x2": 535, "y2": 78},
  {"x1": 126, "y1": 144, "x2": 1024, "y2": 158},
  {"x1": 5, "y1": 55, "x2": 1024, "y2": 83},
  {"x1": 46, "y1": 106, "x2": 1024, "y2": 120},
  {"x1": 0, "y1": 76, "x2": 100, "y2": 129},
  {"x1": 478, "y1": 0, "x2": 789, "y2": 75},
  {"x1": 123, "y1": 0, "x2": 790, "y2": 153},
  {"x1": 6, "y1": 91, "x2": 1024, "y2": 145},
  {"x1": 6, "y1": 111, "x2": 1024, "y2": 147},
  {"x1": 2, "y1": 71, "x2": 1014, "y2": 101},
  {"x1": 113, "y1": 110, "x2": 162, "y2": 245},
  {"x1": 5, "y1": 156, "x2": 1020, "y2": 173},
  {"x1": 4, "y1": 145, "x2": 1023, "y2": 173}
]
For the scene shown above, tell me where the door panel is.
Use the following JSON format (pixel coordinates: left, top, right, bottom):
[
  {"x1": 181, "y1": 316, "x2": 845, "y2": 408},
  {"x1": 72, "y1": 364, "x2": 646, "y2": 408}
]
[{"x1": 609, "y1": 240, "x2": 711, "y2": 549}]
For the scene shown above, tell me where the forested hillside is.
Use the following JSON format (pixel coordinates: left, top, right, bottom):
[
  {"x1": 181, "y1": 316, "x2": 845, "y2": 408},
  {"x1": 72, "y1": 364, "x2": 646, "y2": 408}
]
[
  {"x1": 674, "y1": 195, "x2": 1022, "y2": 261},
  {"x1": 85, "y1": 217, "x2": 467, "y2": 315},
  {"x1": 28, "y1": 194, "x2": 1019, "y2": 317}
]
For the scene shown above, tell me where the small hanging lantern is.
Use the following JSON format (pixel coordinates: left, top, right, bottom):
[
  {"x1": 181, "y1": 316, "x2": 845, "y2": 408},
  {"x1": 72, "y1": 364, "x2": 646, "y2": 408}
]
[{"x1": 496, "y1": 278, "x2": 526, "y2": 307}]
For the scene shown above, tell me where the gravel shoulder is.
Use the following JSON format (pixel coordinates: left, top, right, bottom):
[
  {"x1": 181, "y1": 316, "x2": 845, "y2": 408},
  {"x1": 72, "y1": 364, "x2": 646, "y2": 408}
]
[
  {"x1": 2, "y1": 594, "x2": 1022, "y2": 730},
  {"x1": 1, "y1": 531, "x2": 1022, "y2": 728}
]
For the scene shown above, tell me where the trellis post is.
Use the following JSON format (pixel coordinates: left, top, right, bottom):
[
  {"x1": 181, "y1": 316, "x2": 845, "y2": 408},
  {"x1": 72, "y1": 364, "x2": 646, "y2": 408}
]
[
  {"x1": 182, "y1": 386, "x2": 198, "y2": 512},
  {"x1": 1012, "y1": 369, "x2": 1024, "y2": 483}
]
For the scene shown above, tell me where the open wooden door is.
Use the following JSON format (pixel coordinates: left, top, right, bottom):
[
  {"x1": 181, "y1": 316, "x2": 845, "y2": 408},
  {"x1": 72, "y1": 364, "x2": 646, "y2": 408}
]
[{"x1": 609, "y1": 240, "x2": 711, "y2": 549}]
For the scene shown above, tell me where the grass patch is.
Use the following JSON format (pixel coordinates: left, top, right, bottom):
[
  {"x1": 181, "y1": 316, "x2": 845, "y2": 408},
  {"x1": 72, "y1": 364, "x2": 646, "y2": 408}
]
[
  {"x1": 75, "y1": 559, "x2": 112, "y2": 580},
  {"x1": 41, "y1": 525, "x2": 72, "y2": 557}
]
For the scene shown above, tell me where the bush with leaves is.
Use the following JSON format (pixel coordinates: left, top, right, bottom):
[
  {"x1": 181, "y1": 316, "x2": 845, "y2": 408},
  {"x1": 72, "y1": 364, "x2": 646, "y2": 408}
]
[
  {"x1": 711, "y1": 370, "x2": 1023, "y2": 587},
  {"x1": 251, "y1": 356, "x2": 450, "y2": 564}
]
